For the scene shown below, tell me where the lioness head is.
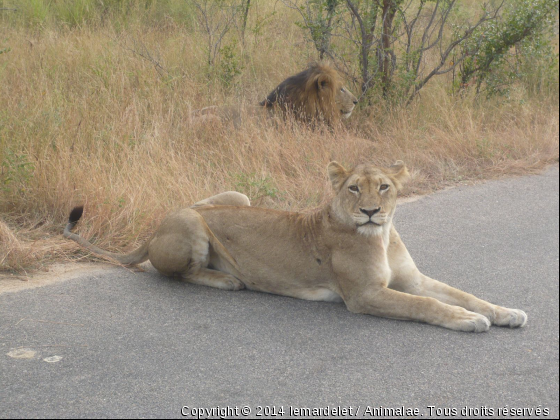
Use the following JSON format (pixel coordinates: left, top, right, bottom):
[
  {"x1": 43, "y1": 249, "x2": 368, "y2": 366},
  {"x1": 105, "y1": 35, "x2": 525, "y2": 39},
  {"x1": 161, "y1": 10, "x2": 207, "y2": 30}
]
[{"x1": 328, "y1": 161, "x2": 410, "y2": 236}]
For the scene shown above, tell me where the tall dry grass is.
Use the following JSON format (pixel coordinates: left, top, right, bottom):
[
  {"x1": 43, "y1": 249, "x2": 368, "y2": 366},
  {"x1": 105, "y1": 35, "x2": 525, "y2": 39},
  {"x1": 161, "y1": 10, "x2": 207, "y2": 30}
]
[{"x1": 0, "y1": 5, "x2": 558, "y2": 273}]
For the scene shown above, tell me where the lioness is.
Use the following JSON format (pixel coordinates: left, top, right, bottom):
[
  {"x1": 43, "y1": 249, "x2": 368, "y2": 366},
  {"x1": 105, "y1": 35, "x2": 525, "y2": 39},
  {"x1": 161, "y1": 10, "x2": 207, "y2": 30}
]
[{"x1": 64, "y1": 163, "x2": 527, "y2": 332}]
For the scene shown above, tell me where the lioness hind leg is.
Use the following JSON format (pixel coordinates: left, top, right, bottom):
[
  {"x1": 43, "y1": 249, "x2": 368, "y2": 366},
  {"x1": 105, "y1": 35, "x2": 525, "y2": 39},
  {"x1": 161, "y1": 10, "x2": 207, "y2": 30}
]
[
  {"x1": 149, "y1": 208, "x2": 244, "y2": 292},
  {"x1": 182, "y1": 268, "x2": 245, "y2": 291}
]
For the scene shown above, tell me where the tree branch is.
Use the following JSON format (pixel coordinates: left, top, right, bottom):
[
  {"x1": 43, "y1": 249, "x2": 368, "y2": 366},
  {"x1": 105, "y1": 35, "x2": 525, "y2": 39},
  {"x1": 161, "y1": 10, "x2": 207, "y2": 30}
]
[{"x1": 407, "y1": 2, "x2": 503, "y2": 104}]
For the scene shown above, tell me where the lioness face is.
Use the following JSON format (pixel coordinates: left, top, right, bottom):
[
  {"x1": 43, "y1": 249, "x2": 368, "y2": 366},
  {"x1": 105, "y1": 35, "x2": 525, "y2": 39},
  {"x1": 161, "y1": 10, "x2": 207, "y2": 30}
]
[
  {"x1": 336, "y1": 86, "x2": 358, "y2": 118},
  {"x1": 328, "y1": 161, "x2": 409, "y2": 236}
]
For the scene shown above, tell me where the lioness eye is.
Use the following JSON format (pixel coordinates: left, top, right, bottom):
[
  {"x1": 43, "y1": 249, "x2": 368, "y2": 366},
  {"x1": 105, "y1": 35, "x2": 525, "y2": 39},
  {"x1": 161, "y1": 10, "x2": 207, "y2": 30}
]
[
  {"x1": 349, "y1": 185, "x2": 359, "y2": 193},
  {"x1": 380, "y1": 184, "x2": 389, "y2": 191}
]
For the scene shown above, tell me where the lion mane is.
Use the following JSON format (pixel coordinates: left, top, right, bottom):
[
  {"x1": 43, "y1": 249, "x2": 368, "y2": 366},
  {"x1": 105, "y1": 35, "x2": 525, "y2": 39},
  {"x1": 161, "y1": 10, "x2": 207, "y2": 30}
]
[{"x1": 259, "y1": 63, "x2": 357, "y2": 125}]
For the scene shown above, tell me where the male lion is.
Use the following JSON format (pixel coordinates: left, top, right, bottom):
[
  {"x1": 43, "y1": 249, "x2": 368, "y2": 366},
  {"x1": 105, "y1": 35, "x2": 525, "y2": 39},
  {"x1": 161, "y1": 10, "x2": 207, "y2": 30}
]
[
  {"x1": 64, "y1": 163, "x2": 527, "y2": 332},
  {"x1": 193, "y1": 63, "x2": 358, "y2": 127},
  {"x1": 259, "y1": 63, "x2": 358, "y2": 125}
]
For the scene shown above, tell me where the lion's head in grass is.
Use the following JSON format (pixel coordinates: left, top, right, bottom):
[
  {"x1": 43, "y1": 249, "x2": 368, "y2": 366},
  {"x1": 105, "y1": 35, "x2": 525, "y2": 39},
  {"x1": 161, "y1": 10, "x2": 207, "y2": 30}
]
[{"x1": 259, "y1": 63, "x2": 358, "y2": 126}]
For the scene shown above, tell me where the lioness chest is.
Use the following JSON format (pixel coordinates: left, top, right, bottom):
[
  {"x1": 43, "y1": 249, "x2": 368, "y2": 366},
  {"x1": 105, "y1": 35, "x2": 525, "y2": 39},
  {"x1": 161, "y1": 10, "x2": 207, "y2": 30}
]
[{"x1": 195, "y1": 206, "x2": 341, "y2": 301}]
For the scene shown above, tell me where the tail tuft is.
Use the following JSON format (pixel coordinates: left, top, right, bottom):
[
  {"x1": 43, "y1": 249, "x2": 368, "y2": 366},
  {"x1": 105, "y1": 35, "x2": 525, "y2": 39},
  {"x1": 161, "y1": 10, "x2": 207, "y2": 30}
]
[
  {"x1": 68, "y1": 206, "x2": 84, "y2": 225},
  {"x1": 64, "y1": 206, "x2": 84, "y2": 237}
]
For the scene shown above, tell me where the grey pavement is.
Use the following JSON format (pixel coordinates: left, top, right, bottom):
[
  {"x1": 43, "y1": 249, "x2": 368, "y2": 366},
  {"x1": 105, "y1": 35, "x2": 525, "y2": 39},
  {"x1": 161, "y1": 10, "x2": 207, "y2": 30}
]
[{"x1": 1, "y1": 167, "x2": 558, "y2": 419}]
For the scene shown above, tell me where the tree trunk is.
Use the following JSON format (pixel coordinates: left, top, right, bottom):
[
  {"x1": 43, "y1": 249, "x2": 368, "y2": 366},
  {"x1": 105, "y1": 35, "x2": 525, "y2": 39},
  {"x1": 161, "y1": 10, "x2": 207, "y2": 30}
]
[
  {"x1": 241, "y1": 0, "x2": 251, "y2": 45},
  {"x1": 381, "y1": 0, "x2": 397, "y2": 97}
]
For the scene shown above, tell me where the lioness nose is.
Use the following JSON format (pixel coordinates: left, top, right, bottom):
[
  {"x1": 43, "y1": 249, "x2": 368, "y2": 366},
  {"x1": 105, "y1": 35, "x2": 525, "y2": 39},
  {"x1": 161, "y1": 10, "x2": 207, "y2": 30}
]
[
  {"x1": 353, "y1": 99, "x2": 358, "y2": 105},
  {"x1": 360, "y1": 208, "x2": 380, "y2": 218}
]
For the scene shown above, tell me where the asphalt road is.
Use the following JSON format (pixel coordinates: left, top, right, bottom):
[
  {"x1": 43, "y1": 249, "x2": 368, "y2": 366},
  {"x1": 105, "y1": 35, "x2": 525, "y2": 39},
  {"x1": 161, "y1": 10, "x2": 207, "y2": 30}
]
[{"x1": 1, "y1": 167, "x2": 558, "y2": 419}]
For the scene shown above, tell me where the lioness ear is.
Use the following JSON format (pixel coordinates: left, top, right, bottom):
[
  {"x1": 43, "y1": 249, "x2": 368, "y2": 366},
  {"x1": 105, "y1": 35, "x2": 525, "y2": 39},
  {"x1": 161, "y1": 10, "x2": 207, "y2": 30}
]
[
  {"x1": 386, "y1": 161, "x2": 410, "y2": 191},
  {"x1": 327, "y1": 161, "x2": 348, "y2": 191}
]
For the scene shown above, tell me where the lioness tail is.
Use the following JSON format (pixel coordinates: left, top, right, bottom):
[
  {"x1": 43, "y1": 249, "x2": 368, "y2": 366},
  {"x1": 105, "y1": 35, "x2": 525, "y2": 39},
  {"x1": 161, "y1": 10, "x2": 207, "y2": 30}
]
[{"x1": 63, "y1": 206, "x2": 150, "y2": 266}]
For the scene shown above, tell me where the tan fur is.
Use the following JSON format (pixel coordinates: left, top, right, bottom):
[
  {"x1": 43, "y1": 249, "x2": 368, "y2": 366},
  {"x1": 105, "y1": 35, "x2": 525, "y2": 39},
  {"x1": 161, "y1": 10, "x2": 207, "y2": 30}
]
[
  {"x1": 64, "y1": 164, "x2": 527, "y2": 332},
  {"x1": 192, "y1": 64, "x2": 358, "y2": 127}
]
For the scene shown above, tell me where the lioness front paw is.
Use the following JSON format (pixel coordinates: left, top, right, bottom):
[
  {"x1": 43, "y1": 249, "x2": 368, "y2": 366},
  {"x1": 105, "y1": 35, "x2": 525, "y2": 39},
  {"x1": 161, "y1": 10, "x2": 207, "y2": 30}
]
[
  {"x1": 445, "y1": 309, "x2": 490, "y2": 333},
  {"x1": 493, "y1": 308, "x2": 527, "y2": 328}
]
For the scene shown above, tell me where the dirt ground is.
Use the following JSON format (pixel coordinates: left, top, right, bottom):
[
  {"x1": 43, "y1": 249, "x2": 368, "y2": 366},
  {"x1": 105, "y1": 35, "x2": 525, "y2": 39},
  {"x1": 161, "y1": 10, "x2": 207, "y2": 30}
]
[{"x1": 0, "y1": 263, "x2": 114, "y2": 296}]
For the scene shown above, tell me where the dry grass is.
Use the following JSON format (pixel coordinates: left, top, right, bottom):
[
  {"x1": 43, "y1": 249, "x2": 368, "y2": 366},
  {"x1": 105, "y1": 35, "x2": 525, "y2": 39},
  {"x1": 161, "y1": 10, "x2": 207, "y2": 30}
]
[
  {"x1": 0, "y1": 220, "x2": 25, "y2": 271},
  {"x1": 0, "y1": 218, "x2": 80, "y2": 273},
  {"x1": 0, "y1": 6, "x2": 558, "y2": 274}
]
